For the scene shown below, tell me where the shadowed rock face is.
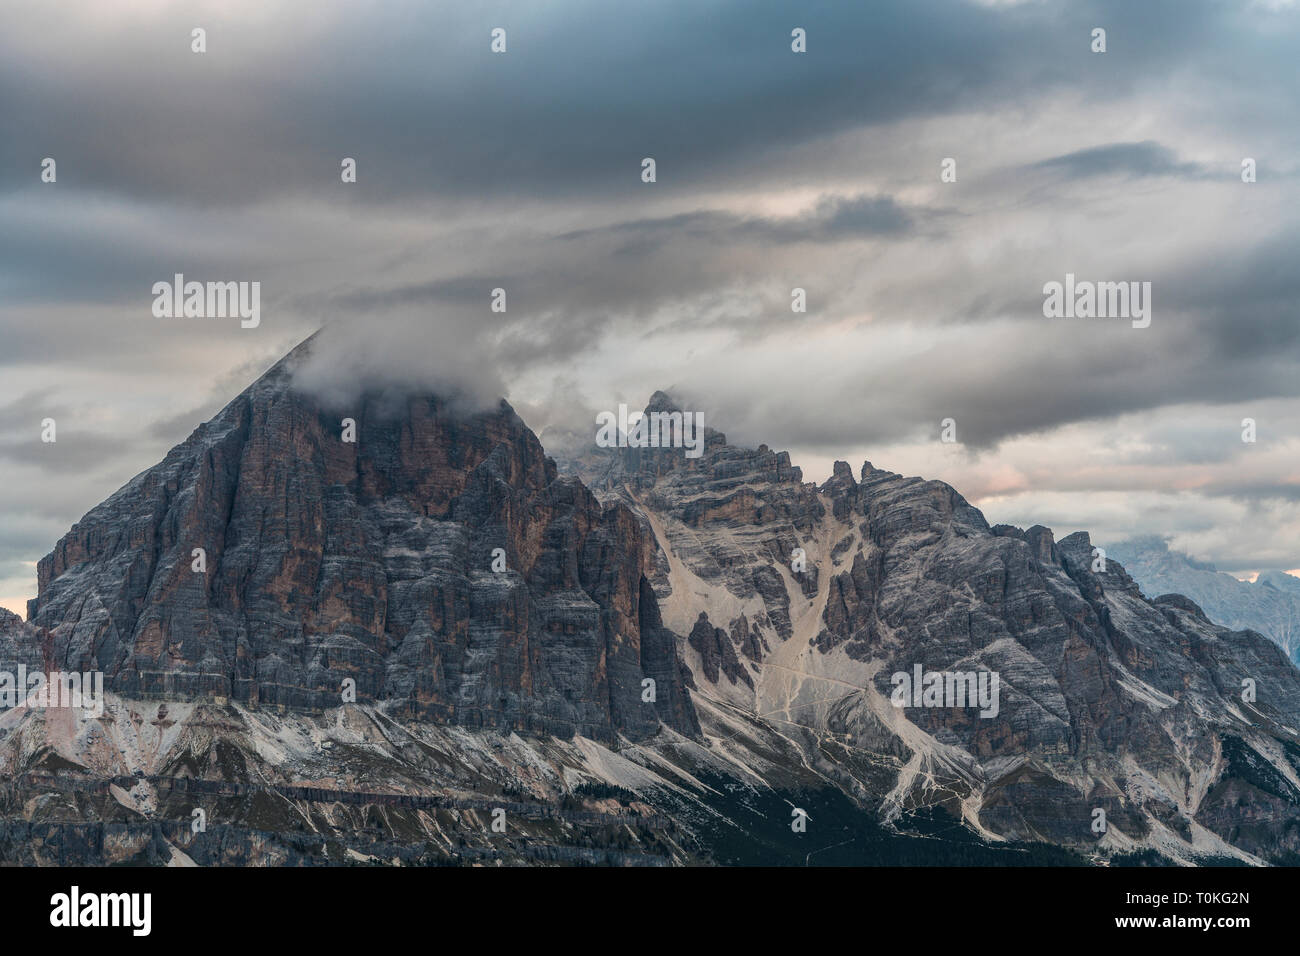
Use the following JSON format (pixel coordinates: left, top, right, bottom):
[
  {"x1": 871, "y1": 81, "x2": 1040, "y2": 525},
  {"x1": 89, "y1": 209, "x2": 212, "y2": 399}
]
[{"x1": 18, "y1": 349, "x2": 697, "y2": 743}]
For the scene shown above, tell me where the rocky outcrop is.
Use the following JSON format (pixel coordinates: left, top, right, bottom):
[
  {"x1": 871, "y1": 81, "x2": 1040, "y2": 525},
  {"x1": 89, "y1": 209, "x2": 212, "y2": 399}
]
[
  {"x1": 687, "y1": 612, "x2": 751, "y2": 687},
  {"x1": 0, "y1": 608, "x2": 45, "y2": 675}
]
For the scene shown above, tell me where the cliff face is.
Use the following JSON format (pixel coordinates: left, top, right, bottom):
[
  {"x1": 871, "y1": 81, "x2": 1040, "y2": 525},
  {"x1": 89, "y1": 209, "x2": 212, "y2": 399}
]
[{"x1": 19, "y1": 349, "x2": 697, "y2": 743}]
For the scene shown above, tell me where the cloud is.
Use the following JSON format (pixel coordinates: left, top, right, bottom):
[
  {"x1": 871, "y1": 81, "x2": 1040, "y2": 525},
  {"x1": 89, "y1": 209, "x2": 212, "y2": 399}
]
[
  {"x1": 560, "y1": 194, "x2": 933, "y2": 248},
  {"x1": 1032, "y1": 141, "x2": 1208, "y2": 179},
  {"x1": 13, "y1": 0, "x2": 1266, "y2": 208},
  {"x1": 4, "y1": 0, "x2": 1300, "y2": 611},
  {"x1": 289, "y1": 315, "x2": 508, "y2": 414}
]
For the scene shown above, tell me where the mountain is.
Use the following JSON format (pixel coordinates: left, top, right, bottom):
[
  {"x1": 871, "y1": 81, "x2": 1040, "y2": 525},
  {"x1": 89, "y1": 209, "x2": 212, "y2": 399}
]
[
  {"x1": 2, "y1": 354, "x2": 1299, "y2": 866},
  {"x1": 561, "y1": 393, "x2": 1300, "y2": 864},
  {"x1": 21, "y1": 344, "x2": 696, "y2": 742},
  {"x1": 1108, "y1": 536, "x2": 1300, "y2": 664}
]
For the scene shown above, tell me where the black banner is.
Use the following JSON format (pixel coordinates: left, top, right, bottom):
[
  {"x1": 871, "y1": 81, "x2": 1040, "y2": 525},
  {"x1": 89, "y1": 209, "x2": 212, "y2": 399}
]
[{"x1": 4, "y1": 864, "x2": 1271, "y2": 943}]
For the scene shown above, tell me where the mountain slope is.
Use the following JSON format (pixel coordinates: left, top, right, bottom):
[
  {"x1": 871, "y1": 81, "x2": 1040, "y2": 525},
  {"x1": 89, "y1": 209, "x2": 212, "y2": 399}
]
[{"x1": 1108, "y1": 536, "x2": 1300, "y2": 663}]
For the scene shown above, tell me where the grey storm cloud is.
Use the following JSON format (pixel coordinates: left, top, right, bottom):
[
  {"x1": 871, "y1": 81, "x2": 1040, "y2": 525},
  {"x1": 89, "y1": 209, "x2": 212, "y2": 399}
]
[
  {"x1": 1032, "y1": 141, "x2": 1209, "y2": 180},
  {"x1": 0, "y1": 432, "x2": 131, "y2": 473},
  {"x1": 4, "y1": 0, "x2": 1300, "y2": 611},
  {"x1": 0, "y1": 390, "x2": 61, "y2": 432},
  {"x1": 1163, "y1": 234, "x2": 1300, "y2": 361},
  {"x1": 283, "y1": 193, "x2": 936, "y2": 370},
  {"x1": 559, "y1": 194, "x2": 929, "y2": 248},
  {"x1": 0, "y1": 390, "x2": 140, "y2": 473},
  {"x1": 0, "y1": 0, "x2": 1038, "y2": 204},
  {"x1": 0, "y1": 0, "x2": 1275, "y2": 207}
]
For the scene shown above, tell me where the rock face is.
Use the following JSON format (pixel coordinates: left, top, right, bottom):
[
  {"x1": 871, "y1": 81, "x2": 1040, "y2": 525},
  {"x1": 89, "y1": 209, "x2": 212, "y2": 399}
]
[
  {"x1": 565, "y1": 393, "x2": 1300, "y2": 864},
  {"x1": 0, "y1": 608, "x2": 44, "y2": 674},
  {"x1": 1108, "y1": 536, "x2": 1300, "y2": 663},
  {"x1": 18, "y1": 345, "x2": 697, "y2": 743}
]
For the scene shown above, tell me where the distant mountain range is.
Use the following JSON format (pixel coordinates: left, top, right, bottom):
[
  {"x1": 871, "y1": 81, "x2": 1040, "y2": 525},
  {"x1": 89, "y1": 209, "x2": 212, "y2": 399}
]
[
  {"x1": 1, "y1": 337, "x2": 1298, "y2": 866},
  {"x1": 1108, "y1": 537, "x2": 1300, "y2": 664}
]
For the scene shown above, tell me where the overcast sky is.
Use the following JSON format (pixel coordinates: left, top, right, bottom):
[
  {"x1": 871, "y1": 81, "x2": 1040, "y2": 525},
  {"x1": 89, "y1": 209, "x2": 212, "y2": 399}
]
[{"x1": 2, "y1": 0, "x2": 1299, "y2": 615}]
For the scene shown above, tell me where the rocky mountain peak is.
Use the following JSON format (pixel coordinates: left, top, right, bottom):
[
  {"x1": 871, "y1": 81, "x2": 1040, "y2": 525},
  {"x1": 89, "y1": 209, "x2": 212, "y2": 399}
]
[
  {"x1": 644, "y1": 389, "x2": 681, "y2": 414},
  {"x1": 1259, "y1": 570, "x2": 1300, "y2": 594},
  {"x1": 14, "y1": 340, "x2": 698, "y2": 743}
]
